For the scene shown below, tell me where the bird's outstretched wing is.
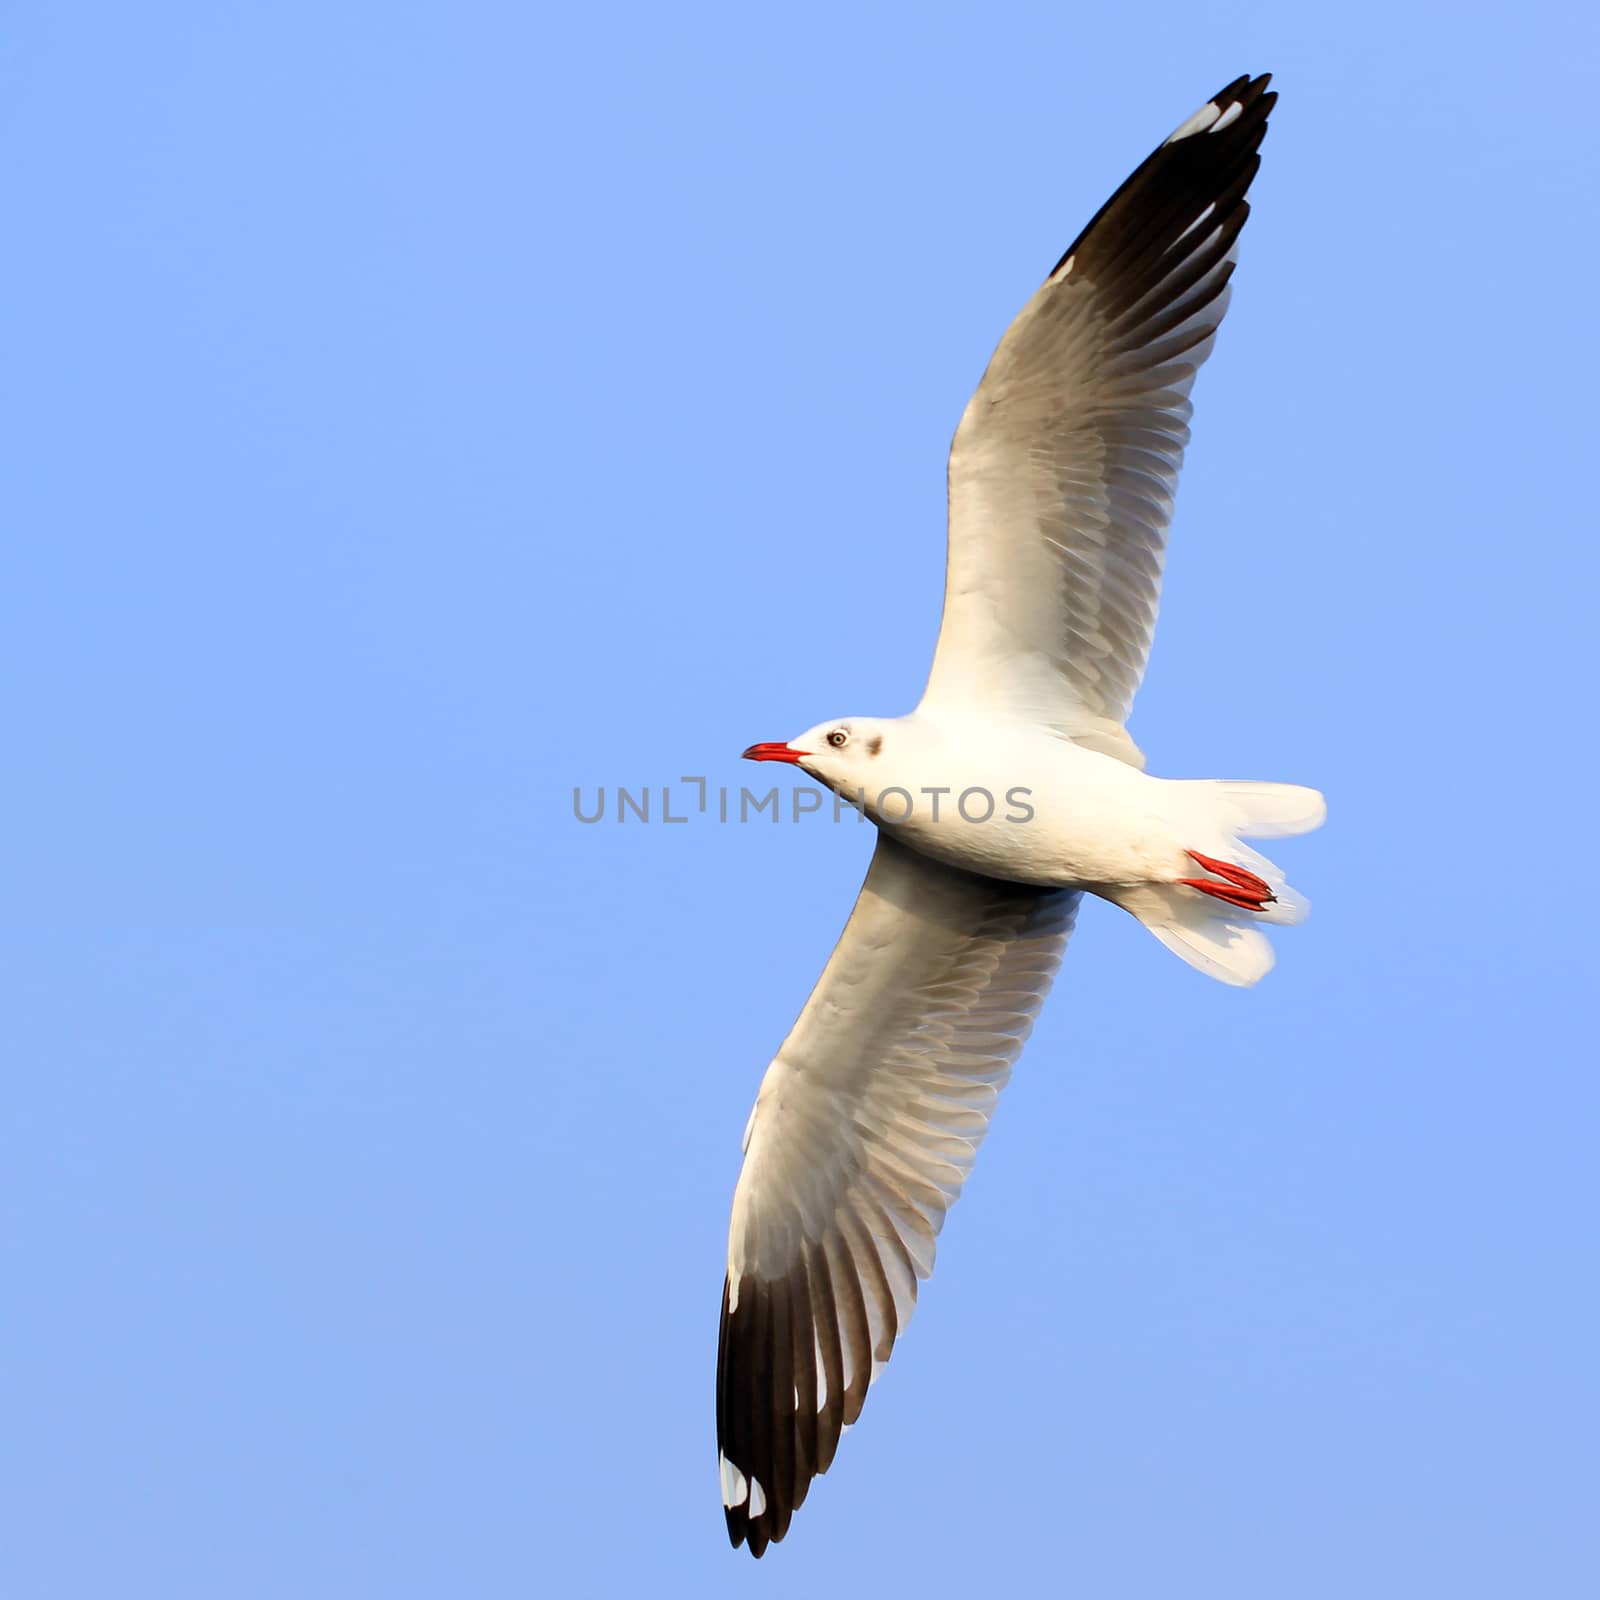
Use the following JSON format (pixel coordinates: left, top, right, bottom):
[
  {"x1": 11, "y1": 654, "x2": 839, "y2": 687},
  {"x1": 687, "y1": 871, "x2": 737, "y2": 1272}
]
[
  {"x1": 921, "y1": 74, "x2": 1276, "y2": 767},
  {"x1": 717, "y1": 833, "x2": 1080, "y2": 1555}
]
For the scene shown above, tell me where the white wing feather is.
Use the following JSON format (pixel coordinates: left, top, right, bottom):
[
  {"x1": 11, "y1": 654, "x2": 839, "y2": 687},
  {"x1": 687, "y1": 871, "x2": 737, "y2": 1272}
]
[
  {"x1": 922, "y1": 75, "x2": 1276, "y2": 766},
  {"x1": 717, "y1": 833, "x2": 1080, "y2": 1552}
]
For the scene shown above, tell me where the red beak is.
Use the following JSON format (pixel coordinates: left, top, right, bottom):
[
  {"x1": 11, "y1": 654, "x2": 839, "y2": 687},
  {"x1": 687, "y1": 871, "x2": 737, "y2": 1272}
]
[{"x1": 742, "y1": 741, "x2": 804, "y2": 765}]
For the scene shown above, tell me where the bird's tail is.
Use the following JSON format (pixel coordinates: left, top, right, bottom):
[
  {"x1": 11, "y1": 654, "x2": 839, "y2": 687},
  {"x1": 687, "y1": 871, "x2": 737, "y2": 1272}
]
[{"x1": 1118, "y1": 781, "x2": 1326, "y2": 987}]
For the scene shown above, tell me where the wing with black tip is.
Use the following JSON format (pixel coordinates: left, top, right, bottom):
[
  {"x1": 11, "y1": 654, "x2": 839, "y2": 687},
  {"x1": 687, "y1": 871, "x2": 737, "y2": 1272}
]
[
  {"x1": 923, "y1": 74, "x2": 1276, "y2": 767},
  {"x1": 716, "y1": 833, "x2": 1080, "y2": 1555}
]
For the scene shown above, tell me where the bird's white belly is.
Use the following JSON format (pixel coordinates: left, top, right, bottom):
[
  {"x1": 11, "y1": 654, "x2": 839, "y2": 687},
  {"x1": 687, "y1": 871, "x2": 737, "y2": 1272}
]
[{"x1": 861, "y1": 737, "x2": 1186, "y2": 891}]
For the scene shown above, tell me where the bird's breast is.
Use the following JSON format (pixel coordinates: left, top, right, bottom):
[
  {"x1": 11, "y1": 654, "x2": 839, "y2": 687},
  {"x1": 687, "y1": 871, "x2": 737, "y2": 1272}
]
[{"x1": 858, "y1": 740, "x2": 1172, "y2": 890}]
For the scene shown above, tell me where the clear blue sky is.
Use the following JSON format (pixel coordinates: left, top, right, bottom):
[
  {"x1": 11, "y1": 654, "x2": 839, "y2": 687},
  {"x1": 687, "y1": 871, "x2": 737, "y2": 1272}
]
[{"x1": 5, "y1": 4, "x2": 1596, "y2": 1595}]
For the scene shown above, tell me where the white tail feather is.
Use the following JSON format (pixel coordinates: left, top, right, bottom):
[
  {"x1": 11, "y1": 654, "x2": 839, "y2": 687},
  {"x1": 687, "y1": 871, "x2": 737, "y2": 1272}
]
[
  {"x1": 1127, "y1": 886, "x2": 1278, "y2": 986},
  {"x1": 1201, "y1": 780, "x2": 1327, "y2": 839},
  {"x1": 1120, "y1": 780, "x2": 1325, "y2": 986}
]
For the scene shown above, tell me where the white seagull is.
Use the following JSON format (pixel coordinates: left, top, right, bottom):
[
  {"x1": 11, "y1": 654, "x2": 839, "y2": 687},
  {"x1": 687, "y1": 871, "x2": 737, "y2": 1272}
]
[{"x1": 717, "y1": 72, "x2": 1323, "y2": 1555}]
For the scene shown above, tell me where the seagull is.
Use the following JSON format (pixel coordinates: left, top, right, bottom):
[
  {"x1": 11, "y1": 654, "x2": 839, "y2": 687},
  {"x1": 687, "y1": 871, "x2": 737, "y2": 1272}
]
[{"x1": 718, "y1": 72, "x2": 1323, "y2": 1556}]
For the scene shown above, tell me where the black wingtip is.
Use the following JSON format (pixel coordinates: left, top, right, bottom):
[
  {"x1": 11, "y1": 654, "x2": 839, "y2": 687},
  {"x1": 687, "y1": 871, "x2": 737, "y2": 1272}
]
[
  {"x1": 716, "y1": 1250, "x2": 849, "y2": 1559},
  {"x1": 717, "y1": 1272, "x2": 796, "y2": 1559},
  {"x1": 1047, "y1": 72, "x2": 1278, "y2": 282}
]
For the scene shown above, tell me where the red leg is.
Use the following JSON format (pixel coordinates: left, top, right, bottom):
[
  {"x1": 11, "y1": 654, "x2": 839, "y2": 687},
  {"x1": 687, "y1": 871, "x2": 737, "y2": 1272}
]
[{"x1": 1179, "y1": 850, "x2": 1277, "y2": 912}]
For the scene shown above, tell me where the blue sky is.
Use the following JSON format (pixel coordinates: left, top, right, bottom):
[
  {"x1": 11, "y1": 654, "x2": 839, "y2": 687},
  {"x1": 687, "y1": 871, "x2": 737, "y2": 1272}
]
[{"x1": 5, "y1": 3, "x2": 1597, "y2": 1595}]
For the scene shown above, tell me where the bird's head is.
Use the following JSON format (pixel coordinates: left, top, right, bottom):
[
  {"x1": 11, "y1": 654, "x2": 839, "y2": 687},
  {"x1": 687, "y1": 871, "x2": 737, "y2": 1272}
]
[{"x1": 742, "y1": 718, "x2": 891, "y2": 794}]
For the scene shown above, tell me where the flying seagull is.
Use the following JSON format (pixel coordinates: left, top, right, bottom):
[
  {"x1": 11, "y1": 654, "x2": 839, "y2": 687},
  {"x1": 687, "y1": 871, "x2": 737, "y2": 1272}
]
[{"x1": 718, "y1": 72, "x2": 1322, "y2": 1556}]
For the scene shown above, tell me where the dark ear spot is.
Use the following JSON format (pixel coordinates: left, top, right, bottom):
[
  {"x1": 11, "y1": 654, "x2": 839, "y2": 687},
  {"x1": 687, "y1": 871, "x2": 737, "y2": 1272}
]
[{"x1": 866, "y1": 735, "x2": 883, "y2": 757}]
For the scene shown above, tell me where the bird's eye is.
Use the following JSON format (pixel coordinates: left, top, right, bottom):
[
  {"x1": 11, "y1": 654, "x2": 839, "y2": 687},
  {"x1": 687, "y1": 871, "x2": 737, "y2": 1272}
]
[{"x1": 827, "y1": 729, "x2": 849, "y2": 748}]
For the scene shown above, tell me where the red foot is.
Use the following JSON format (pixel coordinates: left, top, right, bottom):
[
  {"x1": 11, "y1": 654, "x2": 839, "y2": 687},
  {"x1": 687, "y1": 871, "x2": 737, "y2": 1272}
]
[{"x1": 1178, "y1": 850, "x2": 1277, "y2": 913}]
